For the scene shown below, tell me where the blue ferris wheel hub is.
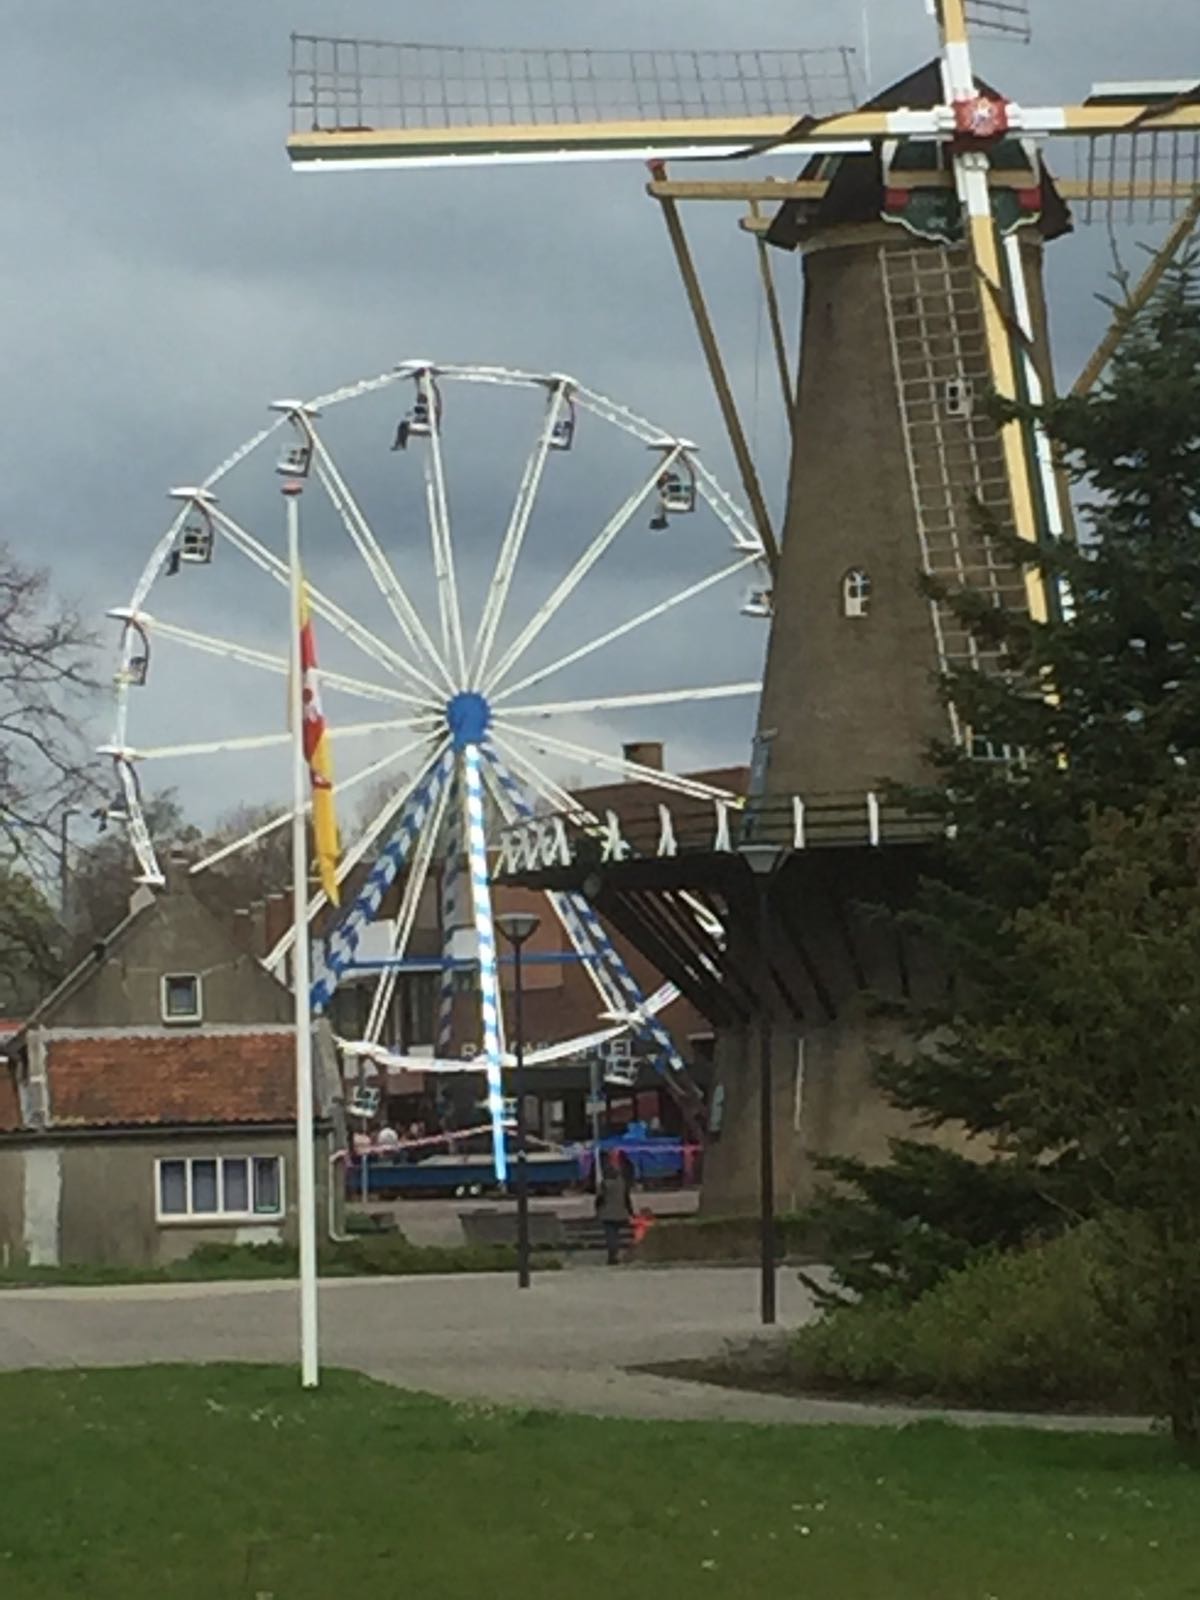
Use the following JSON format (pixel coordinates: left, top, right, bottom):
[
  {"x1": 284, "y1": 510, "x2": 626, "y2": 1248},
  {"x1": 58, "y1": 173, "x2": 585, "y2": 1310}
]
[{"x1": 445, "y1": 690, "x2": 492, "y2": 750}]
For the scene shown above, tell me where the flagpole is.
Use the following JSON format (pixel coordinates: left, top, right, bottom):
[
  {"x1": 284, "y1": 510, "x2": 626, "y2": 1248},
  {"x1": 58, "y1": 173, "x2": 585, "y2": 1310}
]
[{"x1": 285, "y1": 478, "x2": 320, "y2": 1390}]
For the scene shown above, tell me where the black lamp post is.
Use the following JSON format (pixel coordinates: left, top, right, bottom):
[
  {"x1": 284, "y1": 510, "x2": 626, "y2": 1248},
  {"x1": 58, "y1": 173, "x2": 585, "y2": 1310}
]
[
  {"x1": 496, "y1": 909, "x2": 540, "y2": 1290},
  {"x1": 739, "y1": 841, "x2": 786, "y2": 1326}
]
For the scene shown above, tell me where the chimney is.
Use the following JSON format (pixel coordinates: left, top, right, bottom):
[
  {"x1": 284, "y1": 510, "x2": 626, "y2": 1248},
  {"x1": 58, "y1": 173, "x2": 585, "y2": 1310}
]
[
  {"x1": 264, "y1": 892, "x2": 290, "y2": 954},
  {"x1": 249, "y1": 899, "x2": 267, "y2": 958},
  {"x1": 622, "y1": 740, "x2": 664, "y2": 771},
  {"x1": 232, "y1": 906, "x2": 254, "y2": 953},
  {"x1": 163, "y1": 846, "x2": 196, "y2": 893}
]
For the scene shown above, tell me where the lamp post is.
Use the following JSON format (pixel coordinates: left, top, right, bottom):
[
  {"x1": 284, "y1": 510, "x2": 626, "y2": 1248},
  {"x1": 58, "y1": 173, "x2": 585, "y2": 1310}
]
[
  {"x1": 58, "y1": 807, "x2": 80, "y2": 925},
  {"x1": 496, "y1": 909, "x2": 540, "y2": 1290},
  {"x1": 739, "y1": 840, "x2": 786, "y2": 1326}
]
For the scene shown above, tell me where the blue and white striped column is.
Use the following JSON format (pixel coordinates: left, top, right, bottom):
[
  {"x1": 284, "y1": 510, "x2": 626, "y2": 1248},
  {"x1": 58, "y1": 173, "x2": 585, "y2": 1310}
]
[
  {"x1": 310, "y1": 747, "x2": 454, "y2": 1013},
  {"x1": 435, "y1": 768, "x2": 462, "y2": 1054},
  {"x1": 463, "y1": 742, "x2": 508, "y2": 1183}
]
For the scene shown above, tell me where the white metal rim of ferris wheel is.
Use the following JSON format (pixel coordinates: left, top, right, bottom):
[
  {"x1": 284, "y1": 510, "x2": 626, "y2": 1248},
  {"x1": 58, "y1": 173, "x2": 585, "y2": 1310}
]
[{"x1": 104, "y1": 360, "x2": 769, "y2": 1104}]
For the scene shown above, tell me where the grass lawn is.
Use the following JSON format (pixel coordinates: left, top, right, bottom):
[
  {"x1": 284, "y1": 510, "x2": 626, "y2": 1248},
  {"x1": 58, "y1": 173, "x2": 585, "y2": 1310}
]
[{"x1": 1, "y1": 1367, "x2": 1198, "y2": 1599}]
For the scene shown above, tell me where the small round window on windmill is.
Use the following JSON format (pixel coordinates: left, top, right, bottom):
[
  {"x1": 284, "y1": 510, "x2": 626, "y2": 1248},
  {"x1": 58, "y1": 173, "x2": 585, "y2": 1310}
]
[{"x1": 843, "y1": 569, "x2": 871, "y2": 619}]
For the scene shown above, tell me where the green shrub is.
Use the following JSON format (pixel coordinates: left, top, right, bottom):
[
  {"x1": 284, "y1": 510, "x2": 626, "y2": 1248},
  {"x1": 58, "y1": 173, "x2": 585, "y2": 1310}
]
[{"x1": 789, "y1": 1226, "x2": 1146, "y2": 1411}]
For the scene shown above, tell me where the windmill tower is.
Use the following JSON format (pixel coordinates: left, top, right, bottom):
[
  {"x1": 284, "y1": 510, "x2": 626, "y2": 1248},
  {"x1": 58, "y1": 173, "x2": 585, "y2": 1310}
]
[{"x1": 286, "y1": 2, "x2": 1200, "y2": 1212}]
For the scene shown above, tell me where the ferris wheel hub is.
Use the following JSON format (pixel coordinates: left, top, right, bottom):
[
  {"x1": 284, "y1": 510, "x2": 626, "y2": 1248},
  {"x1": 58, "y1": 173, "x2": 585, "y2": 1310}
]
[{"x1": 445, "y1": 689, "x2": 492, "y2": 750}]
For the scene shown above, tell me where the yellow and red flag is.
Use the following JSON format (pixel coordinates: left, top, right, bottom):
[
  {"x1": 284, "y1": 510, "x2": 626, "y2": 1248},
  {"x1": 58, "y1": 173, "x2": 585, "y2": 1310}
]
[{"x1": 299, "y1": 587, "x2": 340, "y2": 904}]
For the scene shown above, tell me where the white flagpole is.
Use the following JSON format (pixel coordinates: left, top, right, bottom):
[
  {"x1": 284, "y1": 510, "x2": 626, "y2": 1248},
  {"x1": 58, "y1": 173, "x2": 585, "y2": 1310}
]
[{"x1": 285, "y1": 479, "x2": 320, "y2": 1389}]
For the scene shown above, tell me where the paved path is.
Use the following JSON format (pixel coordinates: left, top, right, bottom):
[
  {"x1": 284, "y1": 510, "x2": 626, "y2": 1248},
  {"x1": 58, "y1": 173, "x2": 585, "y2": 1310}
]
[{"x1": 0, "y1": 1266, "x2": 1145, "y2": 1431}]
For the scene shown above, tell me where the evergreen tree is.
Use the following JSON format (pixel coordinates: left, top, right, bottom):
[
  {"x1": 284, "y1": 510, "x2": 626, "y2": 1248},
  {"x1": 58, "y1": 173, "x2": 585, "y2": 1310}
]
[{"x1": 808, "y1": 261, "x2": 1200, "y2": 1304}]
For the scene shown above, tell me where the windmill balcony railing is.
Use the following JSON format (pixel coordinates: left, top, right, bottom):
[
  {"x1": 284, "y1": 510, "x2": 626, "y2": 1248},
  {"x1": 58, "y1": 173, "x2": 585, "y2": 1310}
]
[{"x1": 494, "y1": 791, "x2": 946, "y2": 879}]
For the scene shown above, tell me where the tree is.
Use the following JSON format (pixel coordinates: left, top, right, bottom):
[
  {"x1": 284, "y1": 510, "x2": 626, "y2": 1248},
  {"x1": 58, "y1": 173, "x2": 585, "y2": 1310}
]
[
  {"x1": 808, "y1": 263, "x2": 1200, "y2": 1318},
  {"x1": 981, "y1": 803, "x2": 1200, "y2": 1452},
  {"x1": 0, "y1": 866, "x2": 65, "y2": 1013},
  {"x1": 0, "y1": 544, "x2": 97, "y2": 1002}
]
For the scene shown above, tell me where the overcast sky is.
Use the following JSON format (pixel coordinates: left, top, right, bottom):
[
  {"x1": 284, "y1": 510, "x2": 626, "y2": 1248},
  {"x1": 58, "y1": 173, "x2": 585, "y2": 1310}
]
[{"x1": 3, "y1": 0, "x2": 1196, "y2": 836}]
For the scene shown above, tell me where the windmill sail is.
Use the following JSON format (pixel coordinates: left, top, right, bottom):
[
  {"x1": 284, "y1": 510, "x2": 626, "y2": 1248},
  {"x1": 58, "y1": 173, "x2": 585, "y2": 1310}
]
[
  {"x1": 964, "y1": 0, "x2": 1032, "y2": 41},
  {"x1": 288, "y1": 35, "x2": 860, "y2": 167}
]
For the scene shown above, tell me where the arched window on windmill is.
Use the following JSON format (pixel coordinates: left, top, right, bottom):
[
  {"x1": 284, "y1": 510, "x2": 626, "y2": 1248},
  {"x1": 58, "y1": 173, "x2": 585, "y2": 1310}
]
[{"x1": 842, "y1": 568, "x2": 871, "y2": 619}]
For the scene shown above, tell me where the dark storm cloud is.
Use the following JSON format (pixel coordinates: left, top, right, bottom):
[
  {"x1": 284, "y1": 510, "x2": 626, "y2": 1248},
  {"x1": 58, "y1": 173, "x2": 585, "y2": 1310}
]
[{"x1": 2, "y1": 0, "x2": 1196, "y2": 818}]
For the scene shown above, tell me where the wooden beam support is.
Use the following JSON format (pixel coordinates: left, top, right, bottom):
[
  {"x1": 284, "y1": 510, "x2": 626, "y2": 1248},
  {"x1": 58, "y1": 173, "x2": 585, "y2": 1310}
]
[
  {"x1": 649, "y1": 165, "x2": 780, "y2": 575},
  {"x1": 1071, "y1": 190, "x2": 1200, "y2": 396},
  {"x1": 749, "y1": 199, "x2": 798, "y2": 431}
]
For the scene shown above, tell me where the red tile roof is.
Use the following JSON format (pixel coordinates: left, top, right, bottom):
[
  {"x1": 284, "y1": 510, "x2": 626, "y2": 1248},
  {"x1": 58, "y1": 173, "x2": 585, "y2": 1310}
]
[{"x1": 46, "y1": 1031, "x2": 296, "y2": 1129}]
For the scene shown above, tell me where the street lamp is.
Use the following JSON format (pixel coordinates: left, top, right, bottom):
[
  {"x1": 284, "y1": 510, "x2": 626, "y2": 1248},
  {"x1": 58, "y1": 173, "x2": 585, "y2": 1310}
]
[
  {"x1": 739, "y1": 840, "x2": 786, "y2": 1326},
  {"x1": 495, "y1": 909, "x2": 541, "y2": 1290}
]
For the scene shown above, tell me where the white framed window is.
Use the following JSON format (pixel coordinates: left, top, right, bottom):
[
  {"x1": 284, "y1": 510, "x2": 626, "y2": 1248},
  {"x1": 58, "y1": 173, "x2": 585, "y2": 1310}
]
[
  {"x1": 161, "y1": 973, "x2": 202, "y2": 1024},
  {"x1": 842, "y1": 568, "x2": 871, "y2": 619},
  {"x1": 155, "y1": 1155, "x2": 284, "y2": 1222}
]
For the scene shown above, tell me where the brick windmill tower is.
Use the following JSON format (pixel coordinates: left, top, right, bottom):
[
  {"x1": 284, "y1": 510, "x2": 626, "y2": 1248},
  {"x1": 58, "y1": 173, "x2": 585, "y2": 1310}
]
[{"x1": 286, "y1": 2, "x2": 1200, "y2": 1215}]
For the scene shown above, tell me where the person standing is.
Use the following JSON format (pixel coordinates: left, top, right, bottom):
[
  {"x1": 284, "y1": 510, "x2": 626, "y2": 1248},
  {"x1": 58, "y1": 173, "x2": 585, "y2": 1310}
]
[{"x1": 595, "y1": 1150, "x2": 633, "y2": 1266}]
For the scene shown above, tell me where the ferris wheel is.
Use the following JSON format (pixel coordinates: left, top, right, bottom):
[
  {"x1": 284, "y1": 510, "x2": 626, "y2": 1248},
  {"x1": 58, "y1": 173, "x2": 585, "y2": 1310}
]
[{"x1": 104, "y1": 361, "x2": 768, "y2": 1153}]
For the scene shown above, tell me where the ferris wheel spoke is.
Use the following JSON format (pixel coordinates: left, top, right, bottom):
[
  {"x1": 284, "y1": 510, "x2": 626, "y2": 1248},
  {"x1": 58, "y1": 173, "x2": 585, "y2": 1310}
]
[
  {"x1": 483, "y1": 447, "x2": 683, "y2": 696},
  {"x1": 189, "y1": 735, "x2": 435, "y2": 876},
  {"x1": 309, "y1": 430, "x2": 453, "y2": 694},
  {"x1": 503, "y1": 681, "x2": 761, "y2": 720},
  {"x1": 265, "y1": 735, "x2": 451, "y2": 971},
  {"x1": 362, "y1": 770, "x2": 452, "y2": 1045},
  {"x1": 494, "y1": 721, "x2": 743, "y2": 805},
  {"x1": 486, "y1": 730, "x2": 599, "y2": 824},
  {"x1": 112, "y1": 612, "x2": 434, "y2": 710},
  {"x1": 469, "y1": 381, "x2": 567, "y2": 687},
  {"x1": 208, "y1": 505, "x2": 438, "y2": 695},
  {"x1": 421, "y1": 379, "x2": 469, "y2": 684},
  {"x1": 491, "y1": 552, "x2": 762, "y2": 705},
  {"x1": 110, "y1": 715, "x2": 436, "y2": 765}
]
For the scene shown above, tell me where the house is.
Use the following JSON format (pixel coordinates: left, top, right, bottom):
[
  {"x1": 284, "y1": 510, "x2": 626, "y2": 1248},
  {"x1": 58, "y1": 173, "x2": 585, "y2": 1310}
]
[{"x1": 0, "y1": 858, "x2": 340, "y2": 1269}]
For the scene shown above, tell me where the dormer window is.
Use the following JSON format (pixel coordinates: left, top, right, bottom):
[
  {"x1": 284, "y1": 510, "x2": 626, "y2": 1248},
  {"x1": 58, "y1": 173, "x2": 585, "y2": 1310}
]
[
  {"x1": 842, "y1": 568, "x2": 871, "y2": 619},
  {"x1": 161, "y1": 973, "x2": 202, "y2": 1024}
]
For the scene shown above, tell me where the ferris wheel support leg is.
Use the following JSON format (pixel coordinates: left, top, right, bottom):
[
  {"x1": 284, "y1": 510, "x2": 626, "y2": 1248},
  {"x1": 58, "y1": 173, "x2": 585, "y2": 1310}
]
[
  {"x1": 363, "y1": 773, "x2": 452, "y2": 1045},
  {"x1": 309, "y1": 745, "x2": 455, "y2": 1012},
  {"x1": 482, "y1": 744, "x2": 693, "y2": 1094},
  {"x1": 463, "y1": 742, "x2": 509, "y2": 1185},
  {"x1": 435, "y1": 770, "x2": 463, "y2": 1054}
]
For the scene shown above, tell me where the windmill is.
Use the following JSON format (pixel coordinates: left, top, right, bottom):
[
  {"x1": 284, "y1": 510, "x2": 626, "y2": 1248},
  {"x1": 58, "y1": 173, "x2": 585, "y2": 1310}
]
[{"x1": 285, "y1": 5, "x2": 1200, "y2": 1214}]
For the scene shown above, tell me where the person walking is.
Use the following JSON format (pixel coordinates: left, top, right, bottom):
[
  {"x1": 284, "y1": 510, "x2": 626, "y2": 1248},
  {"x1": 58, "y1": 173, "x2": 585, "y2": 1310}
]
[{"x1": 595, "y1": 1150, "x2": 633, "y2": 1266}]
